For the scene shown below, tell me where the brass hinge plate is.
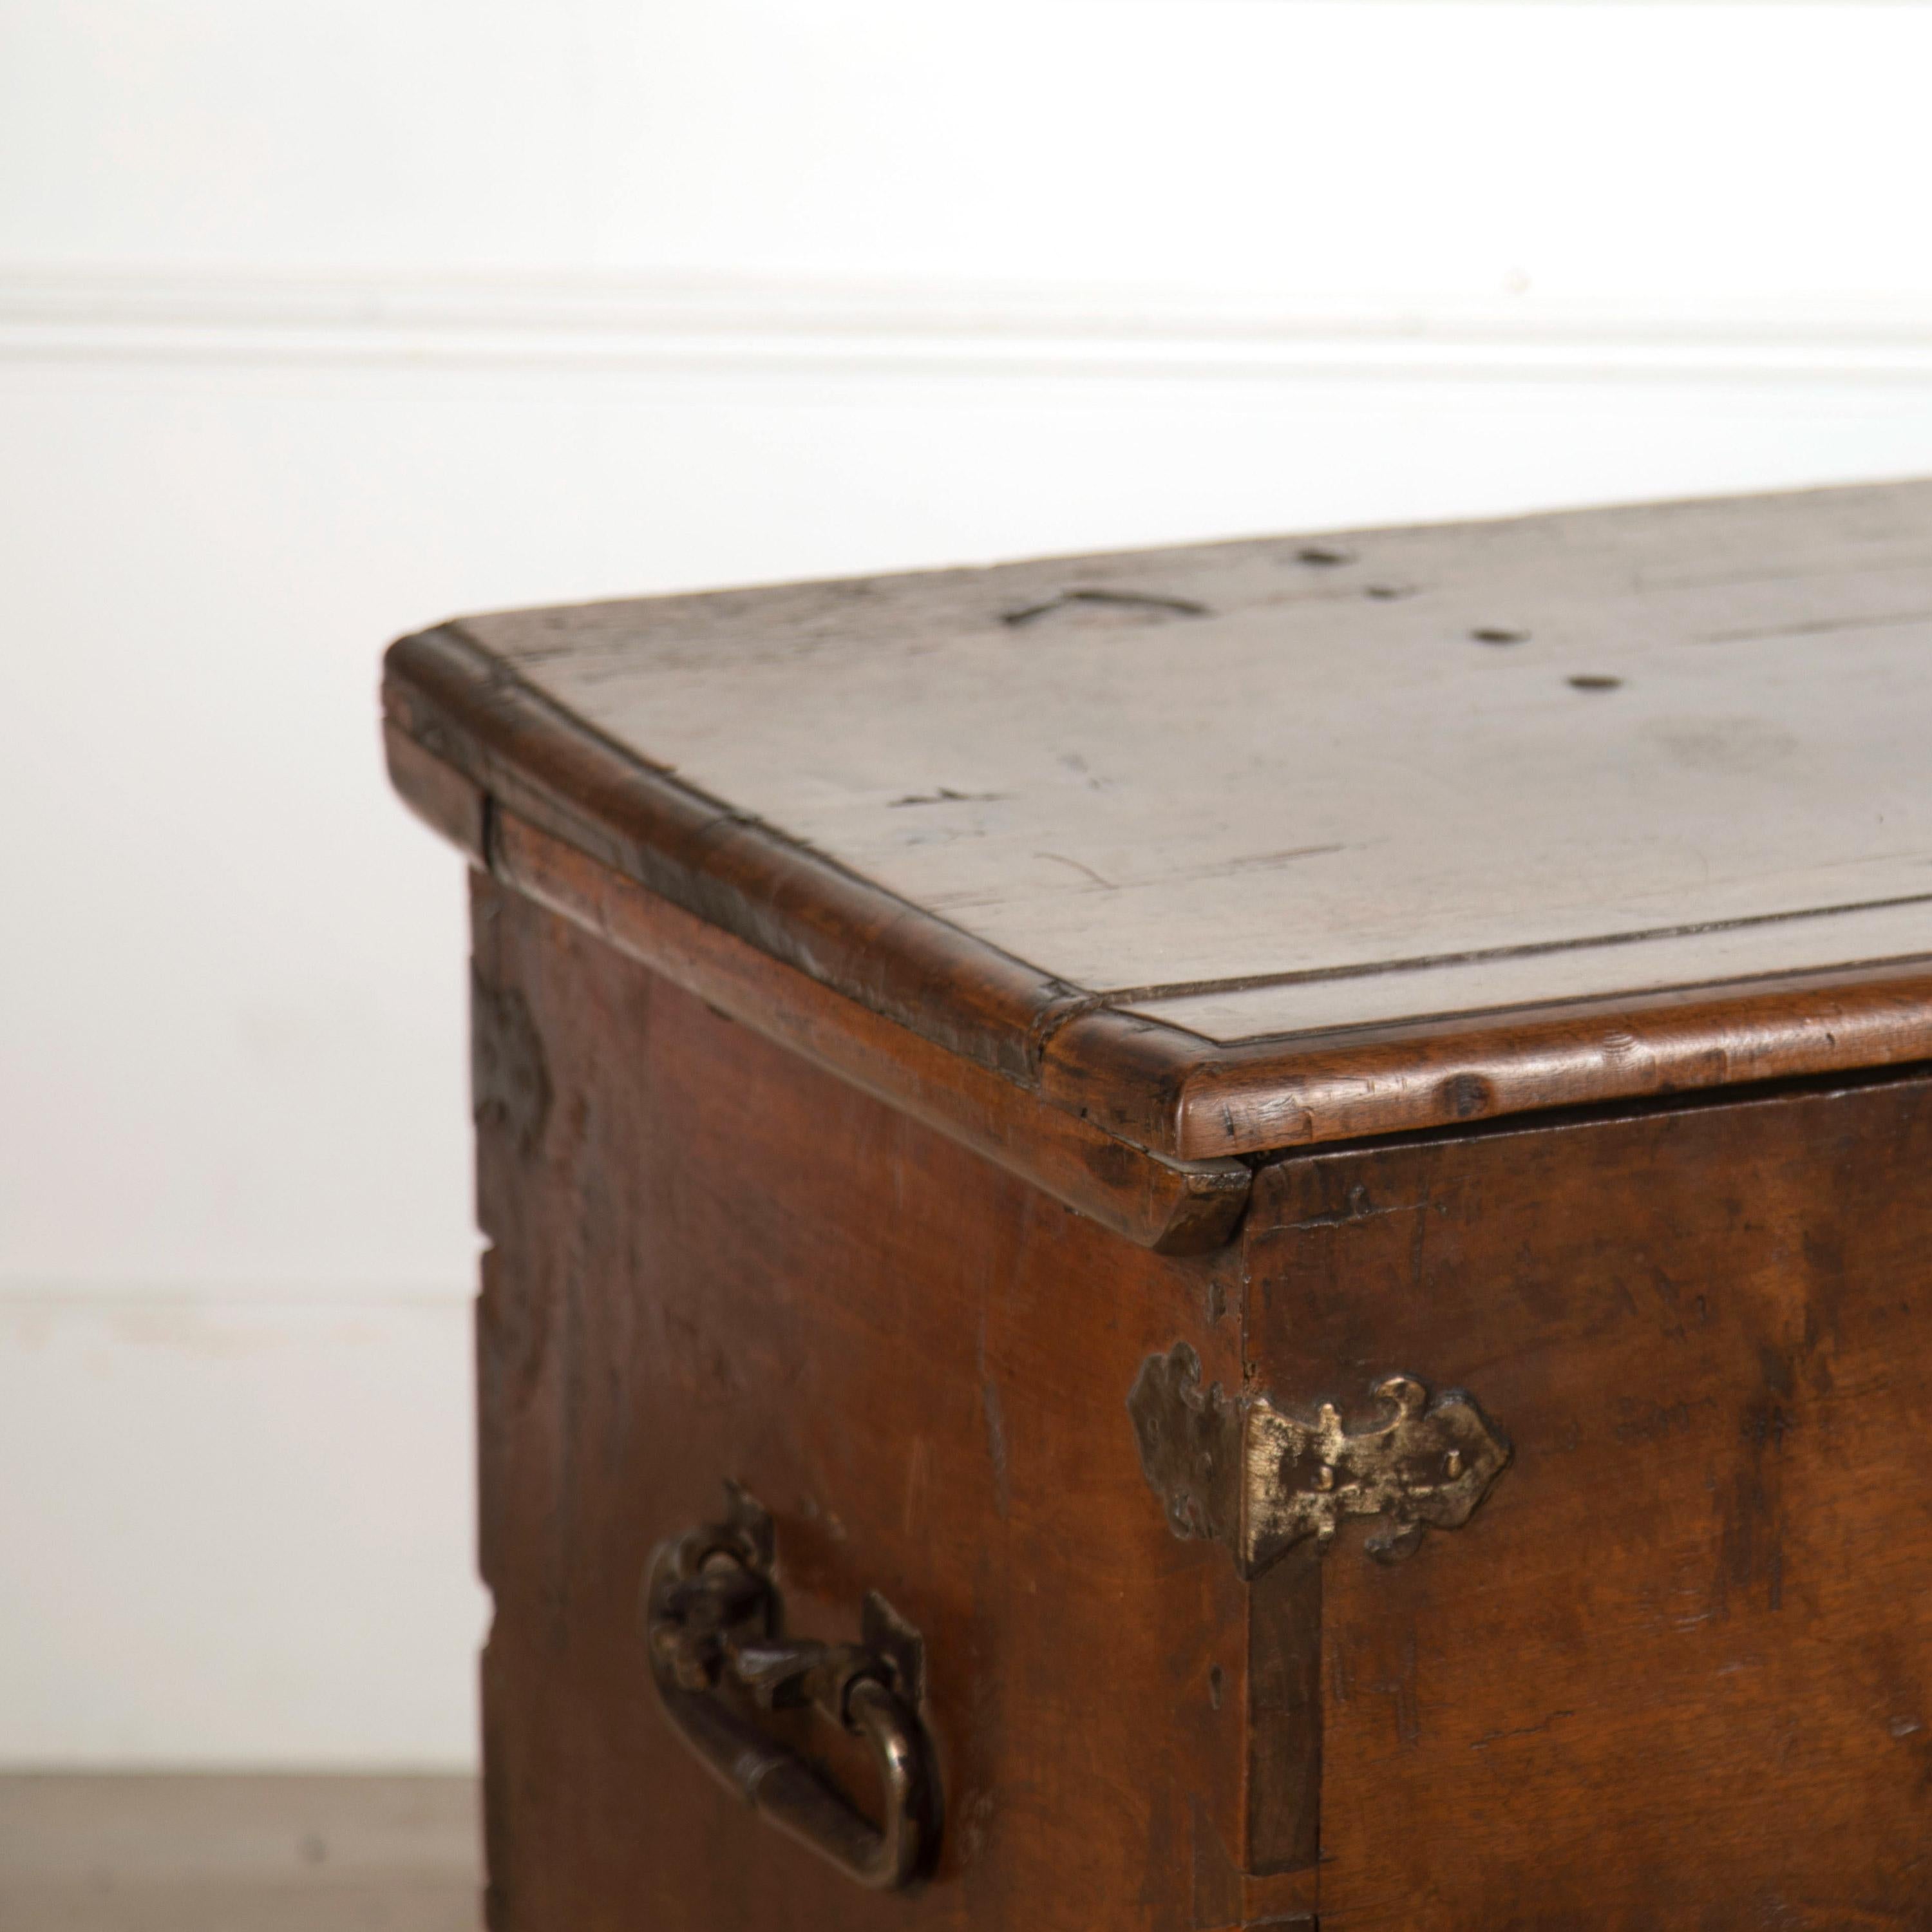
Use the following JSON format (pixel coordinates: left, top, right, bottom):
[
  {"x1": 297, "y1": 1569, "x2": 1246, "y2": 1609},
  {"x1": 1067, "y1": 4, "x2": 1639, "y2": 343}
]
[{"x1": 1128, "y1": 1343, "x2": 1510, "y2": 1575}]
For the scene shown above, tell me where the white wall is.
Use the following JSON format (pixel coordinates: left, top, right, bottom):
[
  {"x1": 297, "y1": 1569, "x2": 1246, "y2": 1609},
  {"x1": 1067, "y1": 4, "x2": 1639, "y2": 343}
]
[{"x1": 3, "y1": 0, "x2": 1930, "y2": 1768}]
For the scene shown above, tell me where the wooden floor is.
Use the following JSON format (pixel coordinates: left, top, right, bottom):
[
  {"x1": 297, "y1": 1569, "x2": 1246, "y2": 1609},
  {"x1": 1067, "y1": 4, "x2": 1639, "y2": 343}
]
[{"x1": 0, "y1": 1775, "x2": 481, "y2": 1931}]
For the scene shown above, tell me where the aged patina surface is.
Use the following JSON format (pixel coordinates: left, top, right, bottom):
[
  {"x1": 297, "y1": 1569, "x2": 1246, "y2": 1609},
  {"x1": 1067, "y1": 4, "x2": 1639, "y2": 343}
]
[{"x1": 388, "y1": 482, "x2": 1932, "y2": 1929}]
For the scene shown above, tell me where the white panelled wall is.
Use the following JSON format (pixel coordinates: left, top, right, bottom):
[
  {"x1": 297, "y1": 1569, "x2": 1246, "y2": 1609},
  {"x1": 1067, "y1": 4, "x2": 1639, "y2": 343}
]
[{"x1": 3, "y1": 0, "x2": 1930, "y2": 1767}]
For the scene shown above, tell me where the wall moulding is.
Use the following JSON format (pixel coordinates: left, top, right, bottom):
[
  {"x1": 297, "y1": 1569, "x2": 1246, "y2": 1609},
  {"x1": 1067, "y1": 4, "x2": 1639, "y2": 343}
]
[{"x1": 4, "y1": 269, "x2": 1932, "y2": 384}]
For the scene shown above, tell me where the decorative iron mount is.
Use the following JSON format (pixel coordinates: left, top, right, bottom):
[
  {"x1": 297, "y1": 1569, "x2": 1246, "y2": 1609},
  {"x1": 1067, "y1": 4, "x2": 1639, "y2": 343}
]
[{"x1": 1128, "y1": 1343, "x2": 1511, "y2": 1574}]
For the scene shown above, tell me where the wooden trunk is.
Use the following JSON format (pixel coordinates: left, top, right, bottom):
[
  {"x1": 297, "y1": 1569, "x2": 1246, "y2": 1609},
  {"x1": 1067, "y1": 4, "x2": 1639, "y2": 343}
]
[{"x1": 388, "y1": 482, "x2": 1932, "y2": 1929}]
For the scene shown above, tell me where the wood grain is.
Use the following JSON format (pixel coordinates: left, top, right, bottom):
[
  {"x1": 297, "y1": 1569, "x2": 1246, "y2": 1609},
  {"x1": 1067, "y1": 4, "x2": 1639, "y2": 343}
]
[
  {"x1": 1043, "y1": 963, "x2": 1932, "y2": 1159},
  {"x1": 448, "y1": 481, "x2": 1932, "y2": 1001},
  {"x1": 1242, "y1": 1071, "x2": 1932, "y2": 1928},
  {"x1": 1123, "y1": 898, "x2": 1932, "y2": 1043},
  {"x1": 491, "y1": 807, "x2": 1249, "y2": 1252},
  {"x1": 456, "y1": 867, "x2": 1932, "y2": 1927},
  {"x1": 470, "y1": 876, "x2": 1251, "y2": 1931},
  {"x1": 386, "y1": 480, "x2": 1932, "y2": 1162},
  {"x1": 385, "y1": 720, "x2": 489, "y2": 867},
  {"x1": 385, "y1": 624, "x2": 1070, "y2": 1083}
]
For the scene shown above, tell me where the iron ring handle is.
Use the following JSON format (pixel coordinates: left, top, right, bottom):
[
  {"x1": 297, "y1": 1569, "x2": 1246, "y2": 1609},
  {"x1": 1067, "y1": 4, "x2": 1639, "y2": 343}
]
[{"x1": 642, "y1": 1488, "x2": 940, "y2": 1891}]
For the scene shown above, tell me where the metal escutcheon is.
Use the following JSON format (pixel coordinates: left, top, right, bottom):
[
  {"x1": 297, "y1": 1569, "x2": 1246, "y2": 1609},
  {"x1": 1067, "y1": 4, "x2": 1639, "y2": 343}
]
[{"x1": 642, "y1": 1483, "x2": 940, "y2": 1891}]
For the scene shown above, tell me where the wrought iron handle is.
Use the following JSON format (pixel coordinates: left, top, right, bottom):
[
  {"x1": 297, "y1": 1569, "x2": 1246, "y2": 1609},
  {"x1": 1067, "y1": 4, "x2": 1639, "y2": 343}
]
[{"x1": 642, "y1": 1483, "x2": 940, "y2": 1891}]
